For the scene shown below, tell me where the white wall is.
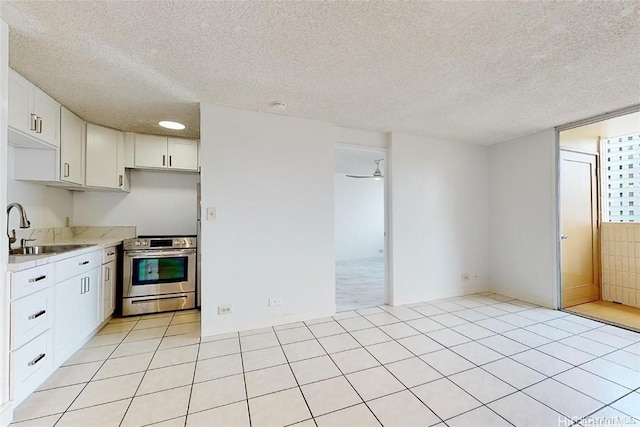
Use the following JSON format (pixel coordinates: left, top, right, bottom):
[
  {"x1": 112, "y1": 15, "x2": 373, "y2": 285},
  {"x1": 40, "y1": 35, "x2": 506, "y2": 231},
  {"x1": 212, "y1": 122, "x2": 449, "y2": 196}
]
[
  {"x1": 389, "y1": 132, "x2": 489, "y2": 305},
  {"x1": 200, "y1": 105, "x2": 336, "y2": 336},
  {"x1": 335, "y1": 173, "x2": 384, "y2": 260},
  {"x1": 488, "y1": 129, "x2": 558, "y2": 308},
  {"x1": 6, "y1": 147, "x2": 73, "y2": 230},
  {"x1": 0, "y1": 19, "x2": 11, "y2": 427},
  {"x1": 73, "y1": 170, "x2": 199, "y2": 236}
]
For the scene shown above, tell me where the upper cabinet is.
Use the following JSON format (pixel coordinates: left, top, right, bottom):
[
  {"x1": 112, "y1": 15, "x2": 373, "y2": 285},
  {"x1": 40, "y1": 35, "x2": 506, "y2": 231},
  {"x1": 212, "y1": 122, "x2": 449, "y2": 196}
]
[
  {"x1": 134, "y1": 134, "x2": 198, "y2": 172},
  {"x1": 60, "y1": 107, "x2": 85, "y2": 185},
  {"x1": 86, "y1": 124, "x2": 130, "y2": 191},
  {"x1": 8, "y1": 70, "x2": 60, "y2": 149}
]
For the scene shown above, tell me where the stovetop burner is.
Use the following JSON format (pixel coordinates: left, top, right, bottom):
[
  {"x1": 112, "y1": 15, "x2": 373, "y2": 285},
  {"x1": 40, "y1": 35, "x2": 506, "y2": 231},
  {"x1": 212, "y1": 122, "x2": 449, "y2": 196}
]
[{"x1": 138, "y1": 234, "x2": 197, "y2": 238}]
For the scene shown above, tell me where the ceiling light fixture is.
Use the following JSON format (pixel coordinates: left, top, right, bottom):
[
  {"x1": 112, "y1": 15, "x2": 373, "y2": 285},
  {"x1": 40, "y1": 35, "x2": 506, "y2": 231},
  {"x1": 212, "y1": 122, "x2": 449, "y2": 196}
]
[
  {"x1": 159, "y1": 120, "x2": 185, "y2": 130},
  {"x1": 271, "y1": 101, "x2": 287, "y2": 112}
]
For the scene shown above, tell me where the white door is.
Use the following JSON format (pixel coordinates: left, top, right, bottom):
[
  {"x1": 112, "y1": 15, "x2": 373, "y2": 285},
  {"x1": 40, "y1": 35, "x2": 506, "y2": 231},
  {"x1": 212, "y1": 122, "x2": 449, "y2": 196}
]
[
  {"x1": 168, "y1": 138, "x2": 198, "y2": 170},
  {"x1": 135, "y1": 134, "x2": 167, "y2": 168},
  {"x1": 8, "y1": 70, "x2": 32, "y2": 134},
  {"x1": 102, "y1": 260, "x2": 116, "y2": 320},
  {"x1": 32, "y1": 87, "x2": 60, "y2": 147},
  {"x1": 79, "y1": 267, "x2": 101, "y2": 338},
  {"x1": 54, "y1": 277, "x2": 80, "y2": 365},
  {"x1": 560, "y1": 150, "x2": 600, "y2": 307},
  {"x1": 60, "y1": 107, "x2": 84, "y2": 185},
  {"x1": 86, "y1": 123, "x2": 118, "y2": 188}
]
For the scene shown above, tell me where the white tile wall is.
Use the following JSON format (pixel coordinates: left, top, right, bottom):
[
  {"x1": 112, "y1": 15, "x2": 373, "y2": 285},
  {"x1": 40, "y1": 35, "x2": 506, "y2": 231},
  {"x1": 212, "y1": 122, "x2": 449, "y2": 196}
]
[{"x1": 601, "y1": 223, "x2": 640, "y2": 308}]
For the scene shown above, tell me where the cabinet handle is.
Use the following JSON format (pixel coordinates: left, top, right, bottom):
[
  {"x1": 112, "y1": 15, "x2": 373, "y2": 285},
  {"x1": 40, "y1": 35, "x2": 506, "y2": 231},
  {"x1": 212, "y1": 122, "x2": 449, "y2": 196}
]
[
  {"x1": 87, "y1": 277, "x2": 90, "y2": 292},
  {"x1": 28, "y1": 353, "x2": 46, "y2": 367},
  {"x1": 29, "y1": 275, "x2": 47, "y2": 283},
  {"x1": 119, "y1": 174, "x2": 123, "y2": 187},
  {"x1": 30, "y1": 114, "x2": 37, "y2": 131},
  {"x1": 107, "y1": 251, "x2": 115, "y2": 256},
  {"x1": 105, "y1": 266, "x2": 110, "y2": 281},
  {"x1": 169, "y1": 155, "x2": 172, "y2": 167},
  {"x1": 64, "y1": 163, "x2": 70, "y2": 178},
  {"x1": 36, "y1": 117, "x2": 43, "y2": 134},
  {"x1": 28, "y1": 310, "x2": 46, "y2": 320},
  {"x1": 79, "y1": 260, "x2": 89, "y2": 266},
  {"x1": 80, "y1": 277, "x2": 85, "y2": 294},
  {"x1": 162, "y1": 155, "x2": 166, "y2": 166}
]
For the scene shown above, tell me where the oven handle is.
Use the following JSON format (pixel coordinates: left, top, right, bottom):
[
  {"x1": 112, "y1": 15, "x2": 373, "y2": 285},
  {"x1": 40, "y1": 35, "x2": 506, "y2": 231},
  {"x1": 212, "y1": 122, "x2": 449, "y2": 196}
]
[{"x1": 125, "y1": 249, "x2": 196, "y2": 258}]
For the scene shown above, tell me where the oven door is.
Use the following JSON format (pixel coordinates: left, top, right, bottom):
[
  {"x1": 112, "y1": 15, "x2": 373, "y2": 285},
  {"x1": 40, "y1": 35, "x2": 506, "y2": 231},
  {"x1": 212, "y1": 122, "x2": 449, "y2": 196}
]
[{"x1": 124, "y1": 249, "x2": 196, "y2": 298}]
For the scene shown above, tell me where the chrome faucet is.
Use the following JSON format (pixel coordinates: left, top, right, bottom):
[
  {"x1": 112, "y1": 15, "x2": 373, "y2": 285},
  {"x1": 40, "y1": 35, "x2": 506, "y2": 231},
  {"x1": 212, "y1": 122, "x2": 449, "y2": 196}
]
[{"x1": 7, "y1": 203, "x2": 31, "y2": 249}]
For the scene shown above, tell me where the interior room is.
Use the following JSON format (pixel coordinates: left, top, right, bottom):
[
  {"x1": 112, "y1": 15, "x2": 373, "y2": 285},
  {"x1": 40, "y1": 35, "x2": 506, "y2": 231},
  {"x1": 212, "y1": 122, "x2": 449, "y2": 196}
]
[
  {"x1": 334, "y1": 145, "x2": 387, "y2": 312},
  {"x1": 559, "y1": 112, "x2": 640, "y2": 329},
  {"x1": 0, "y1": 2, "x2": 639, "y2": 427}
]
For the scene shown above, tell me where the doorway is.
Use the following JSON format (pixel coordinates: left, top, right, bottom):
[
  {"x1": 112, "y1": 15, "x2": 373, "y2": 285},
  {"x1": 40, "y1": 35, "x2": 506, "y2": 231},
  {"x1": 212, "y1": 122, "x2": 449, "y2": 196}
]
[
  {"x1": 334, "y1": 145, "x2": 387, "y2": 312},
  {"x1": 558, "y1": 110, "x2": 640, "y2": 330},
  {"x1": 560, "y1": 150, "x2": 599, "y2": 307}
]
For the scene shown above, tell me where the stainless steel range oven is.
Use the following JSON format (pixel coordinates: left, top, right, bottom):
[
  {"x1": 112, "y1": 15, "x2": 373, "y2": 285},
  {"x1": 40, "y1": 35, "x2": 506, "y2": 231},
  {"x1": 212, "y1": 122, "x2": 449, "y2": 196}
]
[{"x1": 122, "y1": 235, "x2": 196, "y2": 316}]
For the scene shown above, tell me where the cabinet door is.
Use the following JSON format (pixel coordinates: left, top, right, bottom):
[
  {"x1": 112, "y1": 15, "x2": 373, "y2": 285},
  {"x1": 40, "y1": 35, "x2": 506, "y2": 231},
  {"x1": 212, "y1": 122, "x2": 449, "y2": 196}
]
[
  {"x1": 168, "y1": 138, "x2": 198, "y2": 171},
  {"x1": 60, "y1": 107, "x2": 85, "y2": 185},
  {"x1": 135, "y1": 134, "x2": 168, "y2": 168},
  {"x1": 79, "y1": 267, "x2": 101, "y2": 339},
  {"x1": 32, "y1": 87, "x2": 60, "y2": 148},
  {"x1": 102, "y1": 260, "x2": 116, "y2": 321},
  {"x1": 86, "y1": 123, "x2": 118, "y2": 188},
  {"x1": 54, "y1": 277, "x2": 80, "y2": 365},
  {"x1": 8, "y1": 70, "x2": 33, "y2": 135}
]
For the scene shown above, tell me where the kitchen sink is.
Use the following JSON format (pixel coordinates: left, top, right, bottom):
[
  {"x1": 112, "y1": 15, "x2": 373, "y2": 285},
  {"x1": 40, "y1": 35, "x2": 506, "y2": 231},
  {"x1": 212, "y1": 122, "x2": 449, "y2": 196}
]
[{"x1": 9, "y1": 244, "x2": 94, "y2": 256}]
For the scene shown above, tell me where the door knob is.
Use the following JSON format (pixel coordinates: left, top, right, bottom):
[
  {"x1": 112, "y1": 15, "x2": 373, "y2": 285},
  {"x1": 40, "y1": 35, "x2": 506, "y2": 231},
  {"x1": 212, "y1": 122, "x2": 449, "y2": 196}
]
[{"x1": 560, "y1": 234, "x2": 569, "y2": 240}]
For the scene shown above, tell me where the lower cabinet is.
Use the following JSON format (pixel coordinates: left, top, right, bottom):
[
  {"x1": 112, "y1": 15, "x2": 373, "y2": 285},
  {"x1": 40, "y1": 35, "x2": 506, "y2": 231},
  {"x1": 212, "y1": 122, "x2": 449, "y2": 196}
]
[
  {"x1": 102, "y1": 259, "x2": 116, "y2": 320},
  {"x1": 54, "y1": 264, "x2": 101, "y2": 365}
]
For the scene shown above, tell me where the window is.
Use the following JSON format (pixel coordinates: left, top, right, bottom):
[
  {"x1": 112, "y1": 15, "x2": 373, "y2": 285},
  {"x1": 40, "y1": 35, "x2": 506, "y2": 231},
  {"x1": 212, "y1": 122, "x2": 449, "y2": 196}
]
[{"x1": 602, "y1": 132, "x2": 640, "y2": 222}]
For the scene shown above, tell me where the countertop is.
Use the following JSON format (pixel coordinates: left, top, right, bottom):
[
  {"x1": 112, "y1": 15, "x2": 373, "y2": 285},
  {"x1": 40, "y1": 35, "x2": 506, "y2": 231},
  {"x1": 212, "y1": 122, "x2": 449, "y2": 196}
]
[{"x1": 8, "y1": 237, "x2": 127, "y2": 272}]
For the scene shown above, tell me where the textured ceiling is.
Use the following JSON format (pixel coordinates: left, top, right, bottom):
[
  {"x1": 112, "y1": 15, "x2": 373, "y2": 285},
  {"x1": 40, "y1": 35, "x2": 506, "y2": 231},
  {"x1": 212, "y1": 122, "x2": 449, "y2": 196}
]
[{"x1": 1, "y1": 1, "x2": 639, "y2": 143}]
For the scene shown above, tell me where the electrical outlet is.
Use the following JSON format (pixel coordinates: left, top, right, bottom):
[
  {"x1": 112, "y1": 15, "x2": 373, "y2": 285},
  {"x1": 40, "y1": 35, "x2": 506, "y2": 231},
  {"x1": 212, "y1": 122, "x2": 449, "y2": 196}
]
[
  {"x1": 207, "y1": 207, "x2": 216, "y2": 221},
  {"x1": 269, "y1": 298, "x2": 282, "y2": 307},
  {"x1": 218, "y1": 305, "x2": 231, "y2": 315},
  {"x1": 461, "y1": 274, "x2": 470, "y2": 281}
]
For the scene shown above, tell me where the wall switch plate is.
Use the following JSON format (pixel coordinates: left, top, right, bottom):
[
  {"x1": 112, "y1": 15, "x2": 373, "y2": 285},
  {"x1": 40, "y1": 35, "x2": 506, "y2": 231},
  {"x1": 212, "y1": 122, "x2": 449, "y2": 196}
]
[
  {"x1": 207, "y1": 207, "x2": 216, "y2": 221},
  {"x1": 269, "y1": 298, "x2": 282, "y2": 307},
  {"x1": 461, "y1": 274, "x2": 470, "y2": 281},
  {"x1": 218, "y1": 305, "x2": 231, "y2": 315}
]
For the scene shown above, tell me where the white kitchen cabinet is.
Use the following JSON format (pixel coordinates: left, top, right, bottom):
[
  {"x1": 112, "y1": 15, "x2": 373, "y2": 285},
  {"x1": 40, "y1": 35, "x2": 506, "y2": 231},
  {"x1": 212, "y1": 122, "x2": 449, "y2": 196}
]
[
  {"x1": 86, "y1": 123, "x2": 130, "y2": 191},
  {"x1": 60, "y1": 107, "x2": 85, "y2": 185},
  {"x1": 134, "y1": 134, "x2": 198, "y2": 171},
  {"x1": 168, "y1": 138, "x2": 198, "y2": 170},
  {"x1": 54, "y1": 249, "x2": 103, "y2": 365},
  {"x1": 79, "y1": 267, "x2": 101, "y2": 339},
  {"x1": 101, "y1": 246, "x2": 118, "y2": 321},
  {"x1": 53, "y1": 275, "x2": 80, "y2": 365},
  {"x1": 8, "y1": 69, "x2": 60, "y2": 148},
  {"x1": 134, "y1": 133, "x2": 167, "y2": 168}
]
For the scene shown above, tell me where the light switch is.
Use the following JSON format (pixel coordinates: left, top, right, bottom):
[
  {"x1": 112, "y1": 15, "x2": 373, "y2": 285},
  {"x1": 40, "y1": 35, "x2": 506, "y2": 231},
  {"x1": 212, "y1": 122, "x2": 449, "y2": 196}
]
[{"x1": 207, "y1": 207, "x2": 216, "y2": 221}]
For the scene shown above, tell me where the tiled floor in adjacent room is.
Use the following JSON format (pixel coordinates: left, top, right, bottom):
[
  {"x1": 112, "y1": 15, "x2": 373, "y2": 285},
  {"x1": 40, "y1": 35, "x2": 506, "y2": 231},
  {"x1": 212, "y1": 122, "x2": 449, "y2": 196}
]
[
  {"x1": 335, "y1": 258, "x2": 384, "y2": 312},
  {"x1": 10, "y1": 293, "x2": 640, "y2": 427},
  {"x1": 567, "y1": 300, "x2": 640, "y2": 331}
]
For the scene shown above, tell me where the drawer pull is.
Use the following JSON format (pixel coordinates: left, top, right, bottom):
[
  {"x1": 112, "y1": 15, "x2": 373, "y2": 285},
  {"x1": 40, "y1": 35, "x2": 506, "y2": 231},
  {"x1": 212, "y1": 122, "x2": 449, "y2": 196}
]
[
  {"x1": 29, "y1": 275, "x2": 47, "y2": 283},
  {"x1": 79, "y1": 260, "x2": 90, "y2": 266},
  {"x1": 28, "y1": 310, "x2": 46, "y2": 320},
  {"x1": 28, "y1": 353, "x2": 46, "y2": 366},
  {"x1": 107, "y1": 251, "x2": 115, "y2": 256}
]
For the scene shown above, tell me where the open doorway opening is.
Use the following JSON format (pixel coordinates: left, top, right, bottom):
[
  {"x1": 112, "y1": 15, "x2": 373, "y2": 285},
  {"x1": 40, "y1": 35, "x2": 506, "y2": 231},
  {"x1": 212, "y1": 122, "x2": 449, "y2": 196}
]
[
  {"x1": 334, "y1": 145, "x2": 386, "y2": 312},
  {"x1": 559, "y1": 110, "x2": 640, "y2": 330}
]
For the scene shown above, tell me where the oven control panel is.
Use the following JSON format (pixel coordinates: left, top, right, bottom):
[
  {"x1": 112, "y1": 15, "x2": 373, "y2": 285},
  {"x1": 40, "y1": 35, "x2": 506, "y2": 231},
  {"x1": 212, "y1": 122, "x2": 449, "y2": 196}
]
[{"x1": 124, "y1": 236, "x2": 197, "y2": 250}]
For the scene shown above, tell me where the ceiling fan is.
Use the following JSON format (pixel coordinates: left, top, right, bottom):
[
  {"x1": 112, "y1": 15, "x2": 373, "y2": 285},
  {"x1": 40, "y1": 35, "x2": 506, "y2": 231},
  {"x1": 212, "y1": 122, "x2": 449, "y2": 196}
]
[{"x1": 346, "y1": 159, "x2": 384, "y2": 180}]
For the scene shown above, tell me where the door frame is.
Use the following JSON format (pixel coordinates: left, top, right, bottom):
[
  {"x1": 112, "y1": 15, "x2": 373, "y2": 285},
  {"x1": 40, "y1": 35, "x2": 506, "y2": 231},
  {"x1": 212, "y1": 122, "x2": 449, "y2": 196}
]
[
  {"x1": 555, "y1": 104, "x2": 640, "y2": 309},
  {"x1": 334, "y1": 142, "x2": 391, "y2": 307},
  {"x1": 558, "y1": 149, "x2": 600, "y2": 308}
]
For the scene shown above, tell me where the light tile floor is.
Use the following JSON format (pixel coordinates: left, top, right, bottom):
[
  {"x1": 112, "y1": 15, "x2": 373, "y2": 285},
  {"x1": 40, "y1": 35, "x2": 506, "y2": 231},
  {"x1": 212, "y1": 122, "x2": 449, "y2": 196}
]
[
  {"x1": 10, "y1": 293, "x2": 640, "y2": 427},
  {"x1": 567, "y1": 300, "x2": 640, "y2": 331},
  {"x1": 336, "y1": 258, "x2": 384, "y2": 312}
]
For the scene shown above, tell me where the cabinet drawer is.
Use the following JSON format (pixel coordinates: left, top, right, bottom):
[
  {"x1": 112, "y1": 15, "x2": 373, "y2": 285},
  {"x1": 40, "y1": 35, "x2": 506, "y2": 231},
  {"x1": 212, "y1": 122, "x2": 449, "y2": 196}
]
[
  {"x1": 11, "y1": 330, "x2": 53, "y2": 403},
  {"x1": 11, "y1": 264, "x2": 54, "y2": 300},
  {"x1": 11, "y1": 288, "x2": 53, "y2": 350},
  {"x1": 56, "y1": 250, "x2": 101, "y2": 282},
  {"x1": 103, "y1": 246, "x2": 117, "y2": 263}
]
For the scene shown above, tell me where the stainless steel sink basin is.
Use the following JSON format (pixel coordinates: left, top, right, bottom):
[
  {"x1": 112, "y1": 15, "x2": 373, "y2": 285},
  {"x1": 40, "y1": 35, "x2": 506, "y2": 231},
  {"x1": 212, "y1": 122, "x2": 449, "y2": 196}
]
[{"x1": 9, "y1": 244, "x2": 94, "y2": 256}]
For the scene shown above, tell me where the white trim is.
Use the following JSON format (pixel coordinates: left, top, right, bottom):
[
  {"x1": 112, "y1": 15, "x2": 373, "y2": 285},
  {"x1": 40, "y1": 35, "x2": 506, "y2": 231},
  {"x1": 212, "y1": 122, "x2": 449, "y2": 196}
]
[{"x1": 555, "y1": 104, "x2": 640, "y2": 133}]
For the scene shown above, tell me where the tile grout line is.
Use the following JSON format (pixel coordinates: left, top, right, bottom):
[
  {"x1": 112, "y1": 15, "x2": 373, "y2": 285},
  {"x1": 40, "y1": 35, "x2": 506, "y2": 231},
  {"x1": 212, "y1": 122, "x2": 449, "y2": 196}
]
[{"x1": 183, "y1": 323, "x2": 204, "y2": 427}]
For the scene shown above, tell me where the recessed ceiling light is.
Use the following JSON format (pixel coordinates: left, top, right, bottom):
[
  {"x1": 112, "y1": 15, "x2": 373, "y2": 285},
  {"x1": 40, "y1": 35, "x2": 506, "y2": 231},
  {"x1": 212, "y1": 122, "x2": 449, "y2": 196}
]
[
  {"x1": 271, "y1": 101, "x2": 287, "y2": 112},
  {"x1": 159, "y1": 120, "x2": 185, "y2": 130}
]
